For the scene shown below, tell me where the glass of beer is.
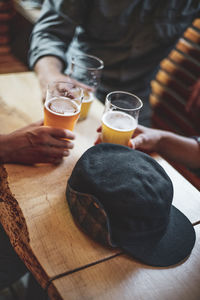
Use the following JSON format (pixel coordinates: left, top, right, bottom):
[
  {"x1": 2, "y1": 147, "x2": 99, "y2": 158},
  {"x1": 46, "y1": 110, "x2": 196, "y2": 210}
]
[
  {"x1": 44, "y1": 81, "x2": 83, "y2": 131},
  {"x1": 101, "y1": 91, "x2": 143, "y2": 146},
  {"x1": 69, "y1": 53, "x2": 104, "y2": 121}
]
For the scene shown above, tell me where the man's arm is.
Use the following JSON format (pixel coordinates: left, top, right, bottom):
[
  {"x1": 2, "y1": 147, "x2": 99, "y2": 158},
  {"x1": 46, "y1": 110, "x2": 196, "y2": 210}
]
[
  {"x1": 29, "y1": 0, "x2": 74, "y2": 70},
  {"x1": 29, "y1": 0, "x2": 86, "y2": 97},
  {"x1": 130, "y1": 125, "x2": 200, "y2": 169},
  {"x1": 34, "y1": 56, "x2": 69, "y2": 99},
  {"x1": 0, "y1": 121, "x2": 75, "y2": 165}
]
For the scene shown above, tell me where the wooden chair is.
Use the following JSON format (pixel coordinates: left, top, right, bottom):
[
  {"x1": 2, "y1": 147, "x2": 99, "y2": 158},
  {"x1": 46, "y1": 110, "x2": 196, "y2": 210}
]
[
  {"x1": 150, "y1": 18, "x2": 200, "y2": 190},
  {"x1": 0, "y1": 0, "x2": 15, "y2": 54},
  {"x1": 0, "y1": 0, "x2": 28, "y2": 73}
]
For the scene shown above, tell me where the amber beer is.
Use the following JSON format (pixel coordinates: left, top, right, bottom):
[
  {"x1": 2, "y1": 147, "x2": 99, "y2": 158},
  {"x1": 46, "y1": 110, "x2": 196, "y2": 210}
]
[
  {"x1": 79, "y1": 90, "x2": 94, "y2": 121},
  {"x1": 102, "y1": 110, "x2": 137, "y2": 146},
  {"x1": 44, "y1": 97, "x2": 80, "y2": 131}
]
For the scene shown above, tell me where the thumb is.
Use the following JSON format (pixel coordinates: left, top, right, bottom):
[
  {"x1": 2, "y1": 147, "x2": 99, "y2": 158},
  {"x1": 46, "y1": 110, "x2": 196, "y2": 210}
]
[
  {"x1": 130, "y1": 134, "x2": 145, "y2": 149},
  {"x1": 128, "y1": 139, "x2": 135, "y2": 149}
]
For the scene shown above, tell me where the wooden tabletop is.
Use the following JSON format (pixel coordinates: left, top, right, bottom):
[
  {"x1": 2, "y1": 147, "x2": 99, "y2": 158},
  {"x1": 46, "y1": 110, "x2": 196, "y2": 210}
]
[
  {"x1": 0, "y1": 72, "x2": 200, "y2": 300},
  {"x1": 54, "y1": 224, "x2": 200, "y2": 300}
]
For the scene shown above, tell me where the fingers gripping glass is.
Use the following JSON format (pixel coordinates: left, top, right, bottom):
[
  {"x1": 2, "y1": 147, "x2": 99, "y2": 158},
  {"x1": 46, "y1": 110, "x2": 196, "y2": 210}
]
[
  {"x1": 101, "y1": 91, "x2": 143, "y2": 146},
  {"x1": 44, "y1": 81, "x2": 83, "y2": 131}
]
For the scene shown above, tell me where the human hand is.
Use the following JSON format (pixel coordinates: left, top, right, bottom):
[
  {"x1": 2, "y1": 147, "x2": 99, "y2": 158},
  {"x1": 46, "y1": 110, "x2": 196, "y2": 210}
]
[
  {"x1": 129, "y1": 125, "x2": 163, "y2": 153},
  {"x1": 38, "y1": 72, "x2": 73, "y2": 103},
  {"x1": 35, "y1": 56, "x2": 93, "y2": 103},
  {"x1": 40, "y1": 73, "x2": 94, "y2": 103},
  {"x1": 0, "y1": 121, "x2": 75, "y2": 165},
  {"x1": 94, "y1": 125, "x2": 163, "y2": 152},
  {"x1": 186, "y1": 78, "x2": 200, "y2": 114}
]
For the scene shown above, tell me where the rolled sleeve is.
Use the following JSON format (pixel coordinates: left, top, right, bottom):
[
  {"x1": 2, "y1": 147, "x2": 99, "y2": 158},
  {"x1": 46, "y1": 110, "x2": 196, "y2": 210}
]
[
  {"x1": 29, "y1": 33, "x2": 69, "y2": 69},
  {"x1": 28, "y1": 0, "x2": 85, "y2": 69}
]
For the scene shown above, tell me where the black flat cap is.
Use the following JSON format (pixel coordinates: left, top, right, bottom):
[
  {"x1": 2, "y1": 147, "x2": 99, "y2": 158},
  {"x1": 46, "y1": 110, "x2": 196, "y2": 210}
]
[{"x1": 66, "y1": 143, "x2": 195, "y2": 267}]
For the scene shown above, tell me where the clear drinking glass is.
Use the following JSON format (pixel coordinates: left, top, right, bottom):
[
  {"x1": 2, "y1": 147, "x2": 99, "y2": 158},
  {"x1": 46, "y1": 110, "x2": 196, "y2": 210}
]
[
  {"x1": 44, "y1": 81, "x2": 83, "y2": 131},
  {"x1": 101, "y1": 91, "x2": 143, "y2": 146},
  {"x1": 69, "y1": 53, "x2": 104, "y2": 121}
]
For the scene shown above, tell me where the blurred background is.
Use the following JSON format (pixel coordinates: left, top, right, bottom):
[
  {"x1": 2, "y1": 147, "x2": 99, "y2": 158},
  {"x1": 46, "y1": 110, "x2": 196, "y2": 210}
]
[
  {"x1": 0, "y1": 2, "x2": 43, "y2": 298},
  {"x1": 0, "y1": 0, "x2": 43, "y2": 74}
]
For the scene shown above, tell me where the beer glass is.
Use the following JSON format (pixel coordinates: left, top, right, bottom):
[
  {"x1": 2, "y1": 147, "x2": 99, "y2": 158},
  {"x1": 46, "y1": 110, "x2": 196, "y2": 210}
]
[
  {"x1": 44, "y1": 81, "x2": 83, "y2": 131},
  {"x1": 101, "y1": 91, "x2": 143, "y2": 146},
  {"x1": 69, "y1": 53, "x2": 104, "y2": 121}
]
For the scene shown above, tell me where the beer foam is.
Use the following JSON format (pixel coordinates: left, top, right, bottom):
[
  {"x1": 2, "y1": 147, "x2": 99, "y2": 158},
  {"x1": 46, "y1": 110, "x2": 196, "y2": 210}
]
[
  {"x1": 46, "y1": 97, "x2": 80, "y2": 116},
  {"x1": 102, "y1": 111, "x2": 137, "y2": 131}
]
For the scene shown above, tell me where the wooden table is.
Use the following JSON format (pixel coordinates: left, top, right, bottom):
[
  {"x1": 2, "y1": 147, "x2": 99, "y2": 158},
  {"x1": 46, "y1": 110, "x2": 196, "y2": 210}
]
[{"x1": 0, "y1": 72, "x2": 200, "y2": 300}]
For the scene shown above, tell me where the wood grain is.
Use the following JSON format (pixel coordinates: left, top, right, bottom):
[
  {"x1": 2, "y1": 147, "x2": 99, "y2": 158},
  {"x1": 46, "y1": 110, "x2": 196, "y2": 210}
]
[
  {"x1": 54, "y1": 225, "x2": 200, "y2": 300},
  {"x1": 0, "y1": 72, "x2": 199, "y2": 300},
  {"x1": 0, "y1": 72, "x2": 117, "y2": 299}
]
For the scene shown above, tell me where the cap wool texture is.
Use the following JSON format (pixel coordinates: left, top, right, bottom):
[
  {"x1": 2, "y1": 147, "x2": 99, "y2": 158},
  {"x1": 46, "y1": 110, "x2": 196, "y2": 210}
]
[{"x1": 66, "y1": 143, "x2": 195, "y2": 267}]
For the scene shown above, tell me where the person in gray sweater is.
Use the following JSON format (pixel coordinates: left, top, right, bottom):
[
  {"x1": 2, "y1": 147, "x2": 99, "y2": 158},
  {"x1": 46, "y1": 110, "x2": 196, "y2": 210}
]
[{"x1": 28, "y1": 0, "x2": 200, "y2": 127}]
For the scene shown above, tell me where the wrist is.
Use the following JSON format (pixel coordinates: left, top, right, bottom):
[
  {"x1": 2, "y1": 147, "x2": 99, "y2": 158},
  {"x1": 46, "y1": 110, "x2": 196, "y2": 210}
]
[
  {"x1": 35, "y1": 56, "x2": 64, "y2": 76},
  {"x1": 155, "y1": 130, "x2": 172, "y2": 154}
]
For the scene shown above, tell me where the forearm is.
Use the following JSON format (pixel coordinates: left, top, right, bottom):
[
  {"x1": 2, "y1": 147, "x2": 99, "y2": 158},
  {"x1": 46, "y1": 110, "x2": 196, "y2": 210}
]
[
  {"x1": 157, "y1": 131, "x2": 200, "y2": 169},
  {"x1": 28, "y1": 0, "x2": 79, "y2": 70},
  {"x1": 34, "y1": 56, "x2": 64, "y2": 78},
  {"x1": 33, "y1": 56, "x2": 71, "y2": 100}
]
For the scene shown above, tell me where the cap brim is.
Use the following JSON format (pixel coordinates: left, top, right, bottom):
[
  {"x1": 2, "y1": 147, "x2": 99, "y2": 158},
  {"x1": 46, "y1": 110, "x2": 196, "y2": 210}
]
[{"x1": 117, "y1": 206, "x2": 196, "y2": 267}]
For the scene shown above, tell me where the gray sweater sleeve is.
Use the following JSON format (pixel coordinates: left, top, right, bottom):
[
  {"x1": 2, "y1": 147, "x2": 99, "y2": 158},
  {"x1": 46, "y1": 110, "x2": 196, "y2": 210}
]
[{"x1": 28, "y1": 0, "x2": 86, "y2": 69}]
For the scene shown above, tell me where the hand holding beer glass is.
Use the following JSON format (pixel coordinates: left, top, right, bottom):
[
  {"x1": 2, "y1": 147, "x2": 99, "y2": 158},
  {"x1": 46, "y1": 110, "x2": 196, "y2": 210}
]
[
  {"x1": 69, "y1": 53, "x2": 104, "y2": 121},
  {"x1": 44, "y1": 81, "x2": 83, "y2": 131},
  {"x1": 101, "y1": 91, "x2": 143, "y2": 146}
]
